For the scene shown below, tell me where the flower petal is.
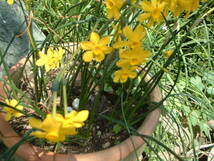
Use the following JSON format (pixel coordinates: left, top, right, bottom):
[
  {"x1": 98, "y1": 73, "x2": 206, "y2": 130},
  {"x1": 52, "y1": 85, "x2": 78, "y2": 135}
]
[
  {"x1": 14, "y1": 112, "x2": 23, "y2": 118},
  {"x1": 113, "y1": 41, "x2": 129, "y2": 48},
  {"x1": 45, "y1": 64, "x2": 51, "y2": 72},
  {"x1": 129, "y1": 71, "x2": 137, "y2": 78},
  {"x1": 80, "y1": 41, "x2": 94, "y2": 50},
  {"x1": 102, "y1": 46, "x2": 112, "y2": 54},
  {"x1": 140, "y1": 1, "x2": 152, "y2": 11},
  {"x1": 99, "y1": 36, "x2": 110, "y2": 46},
  {"x1": 61, "y1": 127, "x2": 77, "y2": 135},
  {"x1": 16, "y1": 105, "x2": 24, "y2": 111},
  {"x1": 66, "y1": 110, "x2": 77, "y2": 119},
  {"x1": 132, "y1": 25, "x2": 145, "y2": 41},
  {"x1": 90, "y1": 32, "x2": 100, "y2": 44},
  {"x1": 36, "y1": 57, "x2": 47, "y2": 66},
  {"x1": 31, "y1": 131, "x2": 46, "y2": 138},
  {"x1": 71, "y1": 122, "x2": 84, "y2": 128},
  {"x1": 4, "y1": 113, "x2": 11, "y2": 121},
  {"x1": 83, "y1": 51, "x2": 94, "y2": 62},
  {"x1": 95, "y1": 53, "x2": 105, "y2": 62},
  {"x1": 58, "y1": 47, "x2": 65, "y2": 57},
  {"x1": 73, "y1": 110, "x2": 89, "y2": 122},
  {"x1": 138, "y1": 13, "x2": 151, "y2": 22},
  {"x1": 5, "y1": 99, "x2": 10, "y2": 105},
  {"x1": 123, "y1": 26, "x2": 133, "y2": 40},
  {"x1": 10, "y1": 99, "x2": 18, "y2": 107},
  {"x1": 29, "y1": 118, "x2": 43, "y2": 129},
  {"x1": 46, "y1": 132, "x2": 60, "y2": 142}
]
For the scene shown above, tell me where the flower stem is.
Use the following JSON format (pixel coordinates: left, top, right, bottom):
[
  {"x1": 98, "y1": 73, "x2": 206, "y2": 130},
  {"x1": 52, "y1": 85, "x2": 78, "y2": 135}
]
[
  {"x1": 52, "y1": 91, "x2": 57, "y2": 118},
  {"x1": 63, "y1": 81, "x2": 68, "y2": 117}
]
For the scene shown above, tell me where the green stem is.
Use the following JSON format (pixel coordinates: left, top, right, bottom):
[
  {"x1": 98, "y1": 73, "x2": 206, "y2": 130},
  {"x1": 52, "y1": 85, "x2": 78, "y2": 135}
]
[
  {"x1": 52, "y1": 91, "x2": 57, "y2": 118},
  {"x1": 63, "y1": 81, "x2": 68, "y2": 117}
]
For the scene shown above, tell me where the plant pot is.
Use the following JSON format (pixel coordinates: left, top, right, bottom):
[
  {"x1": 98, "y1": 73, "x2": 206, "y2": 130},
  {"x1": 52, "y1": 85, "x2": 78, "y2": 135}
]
[{"x1": 0, "y1": 63, "x2": 162, "y2": 161}]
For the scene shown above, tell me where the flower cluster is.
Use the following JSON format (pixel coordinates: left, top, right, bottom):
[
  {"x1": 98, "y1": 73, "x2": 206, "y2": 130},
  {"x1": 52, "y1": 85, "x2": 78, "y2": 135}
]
[
  {"x1": 81, "y1": 0, "x2": 207, "y2": 82},
  {"x1": 29, "y1": 110, "x2": 89, "y2": 142},
  {"x1": 162, "y1": 0, "x2": 201, "y2": 17},
  {"x1": 36, "y1": 47, "x2": 65, "y2": 72},
  {"x1": 113, "y1": 25, "x2": 150, "y2": 83},
  {"x1": 80, "y1": 0, "x2": 207, "y2": 83},
  {"x1": 80, "y1": 25, "x2": 150, "y2": 83},
  {"x1": 105, "y1": 0, "x2": 206, "y2": 25}
]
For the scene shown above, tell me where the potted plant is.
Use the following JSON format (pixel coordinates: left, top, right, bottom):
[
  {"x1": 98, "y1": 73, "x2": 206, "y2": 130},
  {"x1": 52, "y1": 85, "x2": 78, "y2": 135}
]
[
  {"x1": 0, "y1": 87, "x2": 161, "y2": 161},
  {"x1": 0, "y1": 0, "x2": 209, "y2": 161}
]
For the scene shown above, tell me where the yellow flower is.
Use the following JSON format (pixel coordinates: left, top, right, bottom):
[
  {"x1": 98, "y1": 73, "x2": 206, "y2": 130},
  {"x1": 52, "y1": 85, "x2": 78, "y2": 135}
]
[
  {"x1": 106, "y1": 0, "x2": 124, "y2": 19},
  {"x1": 113, "y1": 25, "x2": 146, "y2": 49},
  {"x1": 36, "y1": 47, "x2": 64, "y2": 72},
  {"x1": 3, "y1": 99, "x2": 24, "y2": 121},
  {"x1": 138, "y1": 0, "x2": 165, "y2": 26},
  {"x1": 63, "y1": 110, "x2": 89, "y2": 128},
  {"x1": 29, "y1": 110, "x2": 89, "y2": 142},
  {"x1": 80, "y1": 32, "x2": 112, "y2": 62},
  {"x1": 113, "y1": 66, "x2": 137, "y2": 83},
  {"x1": 163, "y1": 0, "x2": 200, "y2": 16},
  {"x1": 118, "y1": 48, "x2": 150, "y2": 66},
  {"x1": 29, "y1": 114, "x2": 66, "y2": 142},
  {"x1": 7, "y1": 0, "x2": 14, "y2": 5},
  {"x1": 164, "y1": 50, "x2": 173, "y2": 57}
]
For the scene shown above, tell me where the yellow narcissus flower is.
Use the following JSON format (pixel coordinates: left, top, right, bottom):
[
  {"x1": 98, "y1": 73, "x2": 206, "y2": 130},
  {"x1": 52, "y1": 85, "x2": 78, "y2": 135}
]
[
  {"x1": 139, "y1": 0, "x2": 165, "y2": 26},
  {"x1": 106, "y1": 0, "x2": 124, "y2": 19},
  {"x1": 29, "y1": 110, "x2": 89, "y2": 142},
  {"x1": 36, "y1": 48, "x2": 65, "y2": 72},
  {"x1": 80, "y1": 32, "x2": 112, "y2": 62},
  {"x1": 113, "y1": 66, "x2": 137, "y2": 83},
  {"x1": 3, "y1": 99, "x2": 24, "y2": 121},
  {"x1": 163, "y1": 0, "x2": 200, "y2": 17},
  {"x1": 113, "y1": 25, "x2": 146, "y2": 49},
  {"x1": 7, "y1": 0, "x2": 14, "y2": 5},
  {"x1": 118, "y1": 48, "x2": 150, "y2": 66},
  {"x1": 29, "y1": 114, "x2": 66, "y2": 142}
]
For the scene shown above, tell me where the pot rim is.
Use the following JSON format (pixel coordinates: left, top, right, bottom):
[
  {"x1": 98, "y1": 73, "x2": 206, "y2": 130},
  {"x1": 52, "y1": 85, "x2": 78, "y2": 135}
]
[{"x1": 0, "y1": 66, "x2": 162, "y2": 161}]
